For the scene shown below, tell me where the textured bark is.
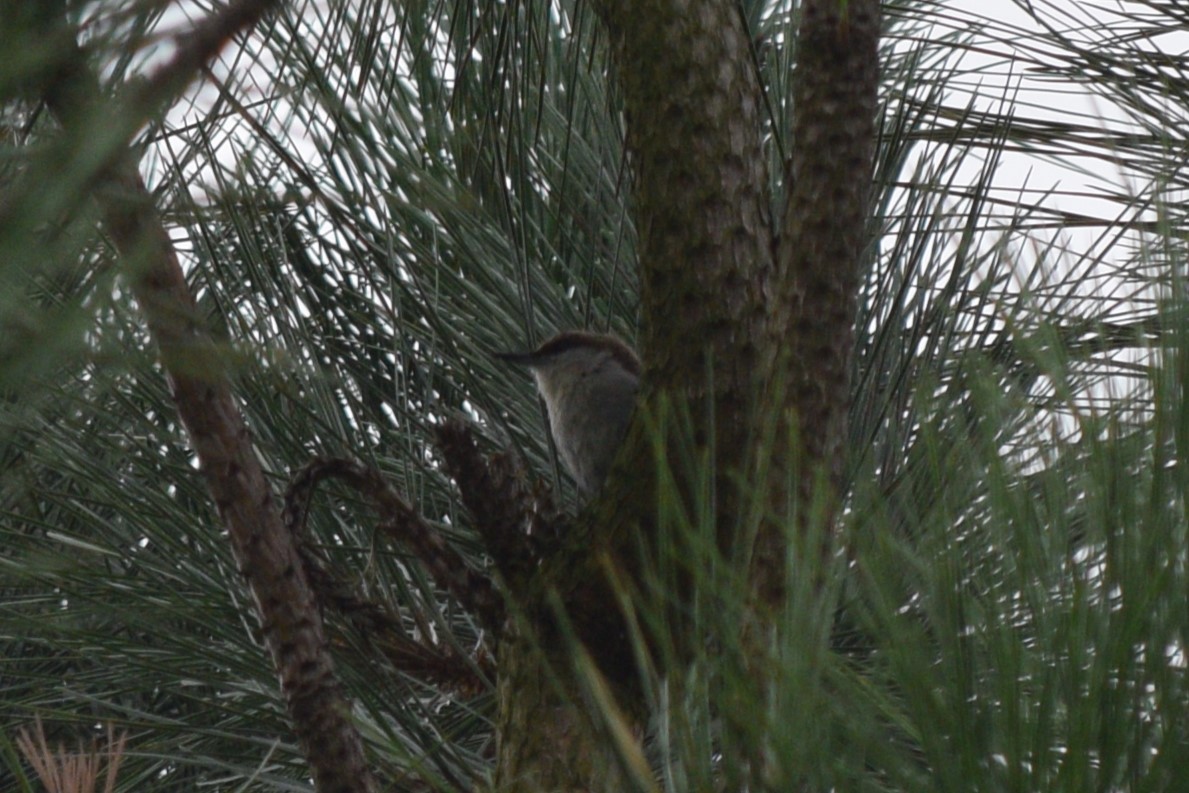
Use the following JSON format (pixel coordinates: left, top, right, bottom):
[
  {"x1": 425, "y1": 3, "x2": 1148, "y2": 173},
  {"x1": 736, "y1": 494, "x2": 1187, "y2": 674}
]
[
  {"x1": 588, "y1": 0, "x2": 778, "y2": 596},
  {"x1": 783, "y1": 0, "x2": 881, "y2": 483},
  {"x1": 492, "y1": 0, "x2": 777, "y2": 786},
  {"x1": 599, "y1": 0, "x2": 775, "y2": 483},
  {"x1": 35, "y1": 5, "x2": 378, "y2": 792},
  {"x1": 492, "y1": 622, "x2": 627, "y2": 793},
  {"x1": 492, "y1": 0, "x2": 881, "y2": 787},
  {"x1": 757, "y1": 0, "x2": 881, "y2": 603}
]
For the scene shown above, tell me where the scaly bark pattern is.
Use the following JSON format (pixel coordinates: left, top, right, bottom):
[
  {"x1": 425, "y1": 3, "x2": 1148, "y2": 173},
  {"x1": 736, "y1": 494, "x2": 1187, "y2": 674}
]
[
  {"x1": 759, "y1": 0, "x2": 881, "y2": 602},
  {"x1": 34, "y1": 4, "x2": 378, "y2": 790},
  {"x1": 492, "y1": 0, "x2": 777, "y2": 787},
  {"x1": 599, "y1": 0, "x2": 775, "y2": 482}
]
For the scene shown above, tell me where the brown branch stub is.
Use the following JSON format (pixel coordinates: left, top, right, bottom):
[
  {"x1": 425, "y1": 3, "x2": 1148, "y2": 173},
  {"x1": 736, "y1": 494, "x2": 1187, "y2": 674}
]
[{"x1": 433, "y1": 418, "x2": 549, "y2": 596}]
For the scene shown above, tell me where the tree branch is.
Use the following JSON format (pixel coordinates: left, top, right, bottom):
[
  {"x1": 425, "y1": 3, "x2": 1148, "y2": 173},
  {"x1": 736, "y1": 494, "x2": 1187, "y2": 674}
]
[
  {"x1": 282, "y1": 462, "x2": 493, "y2": 694},
  {"x1": 285, "y1": 456, "x2": 506, "y2": 636},
  {"x1": 761, "y1": 0, "x2": 882, "y2": 600},
  {"x1": 34, "y1": 4, "x2": 378, "y2": 791}
]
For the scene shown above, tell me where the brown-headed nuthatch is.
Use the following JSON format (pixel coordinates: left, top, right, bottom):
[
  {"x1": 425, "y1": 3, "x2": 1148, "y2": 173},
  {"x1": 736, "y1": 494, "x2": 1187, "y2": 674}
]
[{"x1": 498, "y1": 331, "x2": 640, "y2": 498}]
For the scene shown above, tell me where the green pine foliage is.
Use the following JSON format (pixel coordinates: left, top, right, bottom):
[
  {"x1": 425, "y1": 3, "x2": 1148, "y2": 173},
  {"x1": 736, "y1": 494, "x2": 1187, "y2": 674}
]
[{"x1": 1, "y1": 0, "x2": 1186, "y2": 789}]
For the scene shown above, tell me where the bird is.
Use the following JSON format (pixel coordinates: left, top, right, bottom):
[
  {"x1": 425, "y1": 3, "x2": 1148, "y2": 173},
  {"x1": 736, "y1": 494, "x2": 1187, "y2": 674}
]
[{"x1": 497, "y1": 331, "x2": 640, "y2": 498}]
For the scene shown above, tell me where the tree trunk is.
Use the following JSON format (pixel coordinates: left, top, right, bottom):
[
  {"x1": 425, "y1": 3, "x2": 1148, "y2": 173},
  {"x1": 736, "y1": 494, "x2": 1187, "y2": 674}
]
[
  {"x1": 758, "y1": 0, "x2": 883, "y2": 601},
  {"x1": 492, "y1": 621, "x2": 627, "y2": 792},
  {"x1": 491, "y1": 0, "x2": 880, "y2": 789}
]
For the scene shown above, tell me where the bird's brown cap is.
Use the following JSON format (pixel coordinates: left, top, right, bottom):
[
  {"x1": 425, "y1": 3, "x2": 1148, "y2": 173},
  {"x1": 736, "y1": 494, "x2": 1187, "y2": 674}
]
[{"x1": 496, "y1": 331, "x2": 641, "y2": 376}]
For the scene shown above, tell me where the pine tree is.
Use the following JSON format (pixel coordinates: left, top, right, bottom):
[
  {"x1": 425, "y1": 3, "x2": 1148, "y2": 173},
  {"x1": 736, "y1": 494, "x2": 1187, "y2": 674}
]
[{"x1": 1, "y1": 1, "x2": 1185, "y2": 790}]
